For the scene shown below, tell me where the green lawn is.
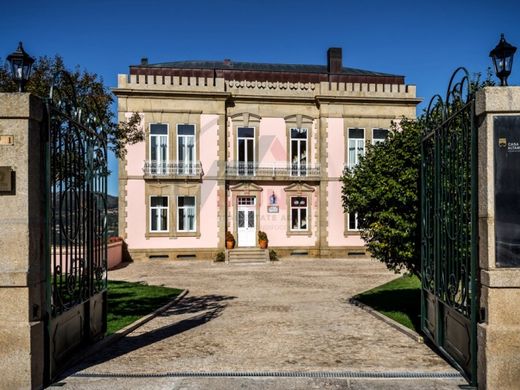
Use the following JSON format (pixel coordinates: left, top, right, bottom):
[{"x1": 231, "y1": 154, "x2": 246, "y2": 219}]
[
  {"x1": 354, "y1": 275, "x2": 421, "y2": 332},
  {"x1": 107, "y1": 280, "x2": 182, "y2": 335}
]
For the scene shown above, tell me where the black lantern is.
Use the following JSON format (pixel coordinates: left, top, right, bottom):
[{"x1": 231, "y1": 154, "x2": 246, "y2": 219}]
[
  {"x1": 6, "y1": 42, "x2": 35, "y2": 92},
  {"x1": 489, "y1": 34, "x2": 517, "y2": 86}
]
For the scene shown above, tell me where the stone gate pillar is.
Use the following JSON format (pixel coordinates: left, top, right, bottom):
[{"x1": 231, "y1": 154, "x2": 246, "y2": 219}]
[
  {"x1": 476, "y1": 86, "x2": 520, "y2": 390},
  {"x1": 0, "y1": 93, "x2": 46, "y2": 389}
]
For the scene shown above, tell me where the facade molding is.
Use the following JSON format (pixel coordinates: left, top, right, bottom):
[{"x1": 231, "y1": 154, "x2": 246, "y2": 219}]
[
  {"x1": 230, "y1": 182, "x2": 264, "y2": 193},
  {"x1": 283, "y1": 182, "x2": 315, "y2": 193}
]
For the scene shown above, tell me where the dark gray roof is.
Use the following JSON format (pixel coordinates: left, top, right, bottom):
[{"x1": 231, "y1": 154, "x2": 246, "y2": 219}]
[{"x1": 141, "y1": 60, "x2": 401, "y2": 77}]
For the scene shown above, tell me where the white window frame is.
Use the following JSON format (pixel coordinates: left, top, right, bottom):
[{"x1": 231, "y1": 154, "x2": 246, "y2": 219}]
[
  {"x1": 237, "y1": 127, "x2": 256, "y2": 175},
  {"x1": 149, "y1": 196, "x2": 169, "y2": 233},
  {"x1": 372, "y1": 128, "x2": 389, "y2": 145},
  {"x1": 149, "y1": 123, "x2": 169, "y2": 174},
  {"x1": 290, "y1": 196, "x2": 308, "y2": 232},
  {"x1": 347, "y1": 128, "x2": 365, "y2": 169},
  {"x1": 177, "y1": 195, "x2": 196, "y2": 232},
  {"x1": 176, "y1": 124, "x2": 196, "y2": 174},
  {"x1": 347, "y1": 212, "x2": 359, "y2": 231},
  {"x1": 290, "y1": 127, "x2": 308, "y2": 176}
]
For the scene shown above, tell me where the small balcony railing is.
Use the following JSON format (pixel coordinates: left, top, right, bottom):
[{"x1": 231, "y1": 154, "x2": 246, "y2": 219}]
[
  {"x1": 143, "y1": 161, "x2": 203, "y2": 178},
  {"x1": 225, "y1": 161, "x2": 320, "y2": 178}
]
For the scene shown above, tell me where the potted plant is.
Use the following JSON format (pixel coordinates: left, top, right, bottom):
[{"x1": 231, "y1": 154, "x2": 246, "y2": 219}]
[
  {"x1": 258, "y1": 231, "x2": 268, "y2": 249},
  {"x1": 225, "y1": 231, "x2": 235, "y2": 249}
]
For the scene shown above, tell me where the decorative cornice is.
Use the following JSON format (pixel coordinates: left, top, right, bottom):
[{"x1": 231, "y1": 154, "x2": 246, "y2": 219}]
[
  {"x1": 112, "y1": 88, "x2": 231, "y2": 100},
  {"x1": 284, "y1": 182, "x2": 315, "y2": 193},
  {"x1": 230, "y1": 182, "x2": 264, "y2": 192},
  {"x1": 315, "y1": 95, "x2": 422, "y2": 105},
  {"x1": 227, "y1": 80, "x2": 316, "y2": 91}
]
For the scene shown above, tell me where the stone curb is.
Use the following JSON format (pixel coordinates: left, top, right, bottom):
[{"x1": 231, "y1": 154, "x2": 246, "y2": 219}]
[
  {"x1": 348, "y1": 297, "x2": 424, "y2": 344},
  {"x1": 58, "y1": 288, "x2": 189, "y2": 379}
]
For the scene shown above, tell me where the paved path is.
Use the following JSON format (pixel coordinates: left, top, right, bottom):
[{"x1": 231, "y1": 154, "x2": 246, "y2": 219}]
[{"x1": 59, "y1": 258, "x2": 466, "y2": 389}]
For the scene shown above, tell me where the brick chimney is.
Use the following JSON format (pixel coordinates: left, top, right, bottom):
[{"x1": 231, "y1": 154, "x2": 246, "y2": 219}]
[{"x1": 327, "y1": 48, "x2": 342, "y2": 73}]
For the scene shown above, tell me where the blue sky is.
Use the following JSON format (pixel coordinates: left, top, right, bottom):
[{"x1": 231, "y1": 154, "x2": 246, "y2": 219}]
[{"x1": 1, "y1": 0, "x2": 519, "y2": 195}]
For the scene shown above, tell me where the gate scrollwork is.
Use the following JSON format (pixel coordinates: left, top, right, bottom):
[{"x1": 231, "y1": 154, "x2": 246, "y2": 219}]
[
  {"x1": 47, "y1": 70, "x2": 108, "y2": 316},
  {"x1": 421, "y1": 67, "x2": 478, "y2": 385}
]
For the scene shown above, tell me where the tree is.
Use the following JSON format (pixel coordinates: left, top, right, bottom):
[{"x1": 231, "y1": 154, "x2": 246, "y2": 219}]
[
  {"x1": 342, "y1": 118, "x2": 422, "y2": 276},
  {"x1": 0, "y1": 55, "x2": 142, "y2": 158},
  {"x1": 341, "y1": 69, "x2": 495, "y2": 277}
]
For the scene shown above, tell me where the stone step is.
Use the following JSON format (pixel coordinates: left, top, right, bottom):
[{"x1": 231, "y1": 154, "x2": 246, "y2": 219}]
[
  {"x1": 227, "y1": 248, "x2": 269, "y2": 263},
  {"x1": 229, "y1": 250, "x2": 266, "y2": 256}
]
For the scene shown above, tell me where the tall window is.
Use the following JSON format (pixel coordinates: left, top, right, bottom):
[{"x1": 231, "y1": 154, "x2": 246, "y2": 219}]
[
  {"x1": 177, "y1": 124, "x2": 195, "y2": 174},
  {"x1": 348, "y1": 128, "x2": 365, "y2": 169},
  {"x1": 290, "y1": 128, "x2": 307, "y2": 176},
  {"x1": 290, "y1": 196, "x2": 308, "y2": 231},
  {"x1": 237, "y1": 127, "x2": 255, "y2": 176},
  {"x1": 177, "y1": 196, "x2": 196, "y2": 232},
  {"x1": 150, "y1": 124, "x2": 168, "y2": 175},
  {"x1": 348, "y1": 212, "x2": 359, "y2": 231},
  {"x1": 150, "y1": 196, "x2": 168, "y2": 232},
  {"x1": 372, "y1": 128, "x2": 389, "y2": 145}
]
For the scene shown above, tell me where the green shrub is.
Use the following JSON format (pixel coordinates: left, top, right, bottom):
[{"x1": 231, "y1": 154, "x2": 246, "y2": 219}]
[
  {"x1": 269, "y1": 249, "x2": 279, "y2": 261},
  {"x1": 215, "y1": 251, "x2": 225, "y2": 262}
]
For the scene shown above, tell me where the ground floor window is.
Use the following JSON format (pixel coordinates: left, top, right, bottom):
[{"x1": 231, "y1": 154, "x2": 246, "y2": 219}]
[
  {"x1": 150, "y1": 196, "x2": 168, "y2": 232},
  {"x1": 177, "y1": 196, "x2": 196, "y2": 232},
  {"x1": 290, "y1": 196, "x2": 308, "y2": 231},
  {"x1": 348, "y1": 212, "x2": 359, "y2": 231}
]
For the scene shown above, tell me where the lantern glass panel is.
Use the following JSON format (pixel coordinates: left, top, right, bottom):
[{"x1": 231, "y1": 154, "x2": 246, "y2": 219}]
[
  {"x1": 505, "y1": 56, "x2": 514, "y2": 73},
  {"x1": 11, "y1": 59, "x2": 23, "y2": 80},
  {"x1": 23, "y1": 63, "x2": 32, "y2": 80}
]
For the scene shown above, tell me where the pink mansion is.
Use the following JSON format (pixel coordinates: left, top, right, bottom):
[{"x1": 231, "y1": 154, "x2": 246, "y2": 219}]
[{"x1": 114, "y1": 48, "x2": 419, "y2": 260}]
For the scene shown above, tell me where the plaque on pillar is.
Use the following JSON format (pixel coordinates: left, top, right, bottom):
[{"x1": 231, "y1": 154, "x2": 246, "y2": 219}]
[{"x1": 494, "y1": 115, "x2": 520, "y2": 267}]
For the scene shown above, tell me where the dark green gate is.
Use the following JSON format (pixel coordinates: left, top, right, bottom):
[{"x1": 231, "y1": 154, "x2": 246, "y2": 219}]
[
  {"x1": 44, "y1": 71, "x2": 108, "y2": 381},
  {"x1": 421, "y1": 67, "x2": 478, "y2": 386}
]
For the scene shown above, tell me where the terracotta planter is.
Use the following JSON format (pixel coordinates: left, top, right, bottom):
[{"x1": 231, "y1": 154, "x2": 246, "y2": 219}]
[
  {"x1": 226, "y1": 240, "x2": 235, "y2": 249},
  {"x1": 259, "y1": 240, "x2": 268, "y2": 249}
]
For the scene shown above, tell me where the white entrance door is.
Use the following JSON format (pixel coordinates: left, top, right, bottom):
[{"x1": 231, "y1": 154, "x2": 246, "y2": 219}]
[{"x1": 237, "y1": 196, "x2": 256, "y2": 247}]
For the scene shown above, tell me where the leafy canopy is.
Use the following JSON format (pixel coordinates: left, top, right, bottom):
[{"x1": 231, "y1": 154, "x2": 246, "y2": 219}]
[
  {"x1": 0, "y1": 55, "x2": 142, "y2": 158},
  {"x1": 342, "y1": 118, "x2": 422, "y2": 276},
  {"x1": 341, "y1": 70, "x2": 495, "y2": 277}
]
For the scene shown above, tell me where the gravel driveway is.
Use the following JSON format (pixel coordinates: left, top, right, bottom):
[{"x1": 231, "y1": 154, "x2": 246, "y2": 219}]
[{"x1": 60, "y1": 258, "x2": 465, "y2": 389}]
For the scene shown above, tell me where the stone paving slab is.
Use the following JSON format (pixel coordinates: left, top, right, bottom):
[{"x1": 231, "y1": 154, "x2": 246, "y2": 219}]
[{"x1": 59, "y1": 258, "x2": 466, "y2": 389}]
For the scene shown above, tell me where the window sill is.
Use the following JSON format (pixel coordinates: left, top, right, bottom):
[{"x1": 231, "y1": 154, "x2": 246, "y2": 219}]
[
  {"x1": 287, "y1": 230, "x2": 312, "y2": 237},
  {"x1": 146, "y1": 232, "x2": 170, "y2": 239},
  {"x1": 171, "y1": 231, "x2": 201, "y2": 238}
]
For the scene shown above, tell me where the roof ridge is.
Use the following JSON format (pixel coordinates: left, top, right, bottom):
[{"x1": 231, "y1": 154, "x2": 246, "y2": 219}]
[{"x1": 132, "y1": 59, "x2": 402, "y2": 78}]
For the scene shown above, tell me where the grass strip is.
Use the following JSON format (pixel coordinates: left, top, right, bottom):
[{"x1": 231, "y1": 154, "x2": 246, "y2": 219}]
[
  {"x1": 107, "y1": 280, "x2": 182, "y2": 335},
  {"x1": 354, "y1": 275, "x2": 421, "y2": 332}
]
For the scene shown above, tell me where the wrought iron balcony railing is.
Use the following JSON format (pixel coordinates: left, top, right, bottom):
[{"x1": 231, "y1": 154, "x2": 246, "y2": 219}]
[
  {"x1": 143, "y1": 161, "x2": 203, "y2": 178},
  {"x1": 225, "y1": 161, "x2": 320, "y2": 178}
]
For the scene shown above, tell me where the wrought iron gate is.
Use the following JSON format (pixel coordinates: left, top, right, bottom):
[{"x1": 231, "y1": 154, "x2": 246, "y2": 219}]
[
  {"x1": 44, "y1": 72, "x2": 108, "y2": 381},
  {"x1": 421, "y1": 67, "x2": 478, "y2": 386}
]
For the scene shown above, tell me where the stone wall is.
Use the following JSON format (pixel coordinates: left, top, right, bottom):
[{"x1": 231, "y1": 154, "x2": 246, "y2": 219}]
[
  {"x1": 476, "y1": 87, "x2": 520, "y2": 390},
  {"x1": 0, "y1": 93, "x2": 46, "y2": 389}
]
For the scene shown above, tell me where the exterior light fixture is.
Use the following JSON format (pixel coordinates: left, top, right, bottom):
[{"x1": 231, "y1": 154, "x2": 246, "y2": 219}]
[
  {"x1": 6, "y1": 42, "x2": 35, "y2": 92},
  {"x1": 490, "y1": 34, "x2": 517, "y2": 86}
]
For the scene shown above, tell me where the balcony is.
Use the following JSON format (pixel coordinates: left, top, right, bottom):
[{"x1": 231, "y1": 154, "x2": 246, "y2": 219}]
[
  {"x1": 143, "y1": 161, "x2": 203, "y2": 180},
  {"x1": 225, "y1": 161, "x2": 321, "y2": 180}
]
